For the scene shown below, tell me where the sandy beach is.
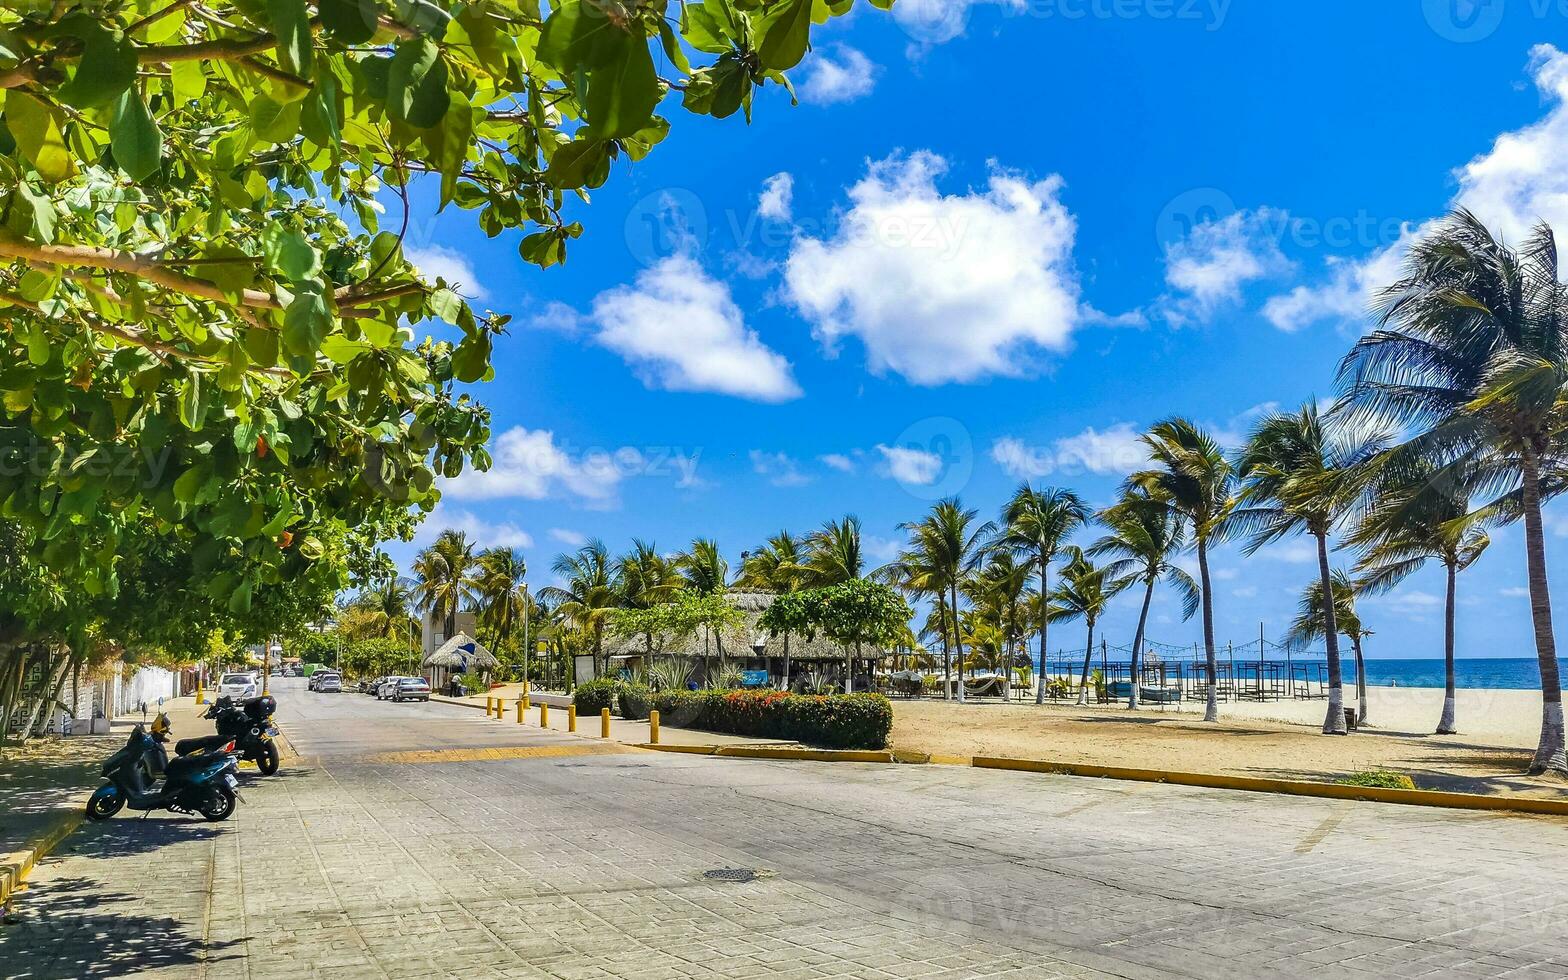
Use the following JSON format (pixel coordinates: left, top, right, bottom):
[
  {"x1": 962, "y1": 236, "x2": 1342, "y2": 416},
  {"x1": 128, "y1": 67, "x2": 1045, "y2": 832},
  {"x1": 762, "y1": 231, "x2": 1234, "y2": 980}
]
[{"x1": 888, "y1": 685, "x2": 1565, "y2": 800}]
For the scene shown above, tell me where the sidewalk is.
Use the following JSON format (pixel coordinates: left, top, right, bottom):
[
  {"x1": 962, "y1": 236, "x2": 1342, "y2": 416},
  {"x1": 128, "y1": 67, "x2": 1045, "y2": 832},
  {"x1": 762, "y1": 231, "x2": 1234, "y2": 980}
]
[{"x1": 0, "y1": 694, "x2": 210, "y2": 907}]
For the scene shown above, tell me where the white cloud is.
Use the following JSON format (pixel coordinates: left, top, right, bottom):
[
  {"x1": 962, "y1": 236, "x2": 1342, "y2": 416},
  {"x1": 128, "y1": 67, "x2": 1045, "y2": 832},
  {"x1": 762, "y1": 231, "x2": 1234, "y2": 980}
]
[
  {"x1": 990, "y1": 423, "x2": 1146, "y2": 479},
  {"x1": 1256, "y1": 539, "x2": 1316, "y2": 564},
  {"x1": 784, "y1": 152, "x2": 1083, "y2": 385},
  {"x1": 877, "y1": 444, "x2": 943, "y2": 485},
  {"x1": 407, "y1": 245, "x2": 489, "y2": 301},
  {"x1": 892, "y1": 0, "x2": 1024, "y2": 45},
  {"x1": 798, "y1": 44, "x2": 879, "y2": 104},
  {"x1": 864, "y1": 534, "x2": 903, "y2": 564},
  {"x1": 528, "y1": 299, "x2": 584, "y2": 335},
  {"x1": 441, "y1": 427, "x2": 633, "y2": 508},
  {"x1": 1264, "y1": 45, "x2": 1568, "y2": 332},
  {"x1": 590, "y1": 254, "x2": 801, "y2": 402},
  {"x1": 548, "y1": 528, "x2": 586, "y2": 547},
  {"x1": 1367, "y1": 589, "x2": 1444, "y2": 617},
  {"x1": 1161, "y1": 209, "x2": 1292, "y2": 324},
  {"x1": 820, "y1": 453, "x2": 857, "y2": 473},
  {"x1": 750, "y1": 450, "x2": 812, "y2": 487},
  {"x1": 1231, "y1": 585, "x2": 1258, "y2": 599},
  {"x1": 413, "y1": 504, "x2": 531, "y2": 550},
  {"x1": 1500, "y1": 586, "x2": 1530, "y2": 598},
  {"x1": 759, "y1": 173, "x2": 794, "y2": 222}
]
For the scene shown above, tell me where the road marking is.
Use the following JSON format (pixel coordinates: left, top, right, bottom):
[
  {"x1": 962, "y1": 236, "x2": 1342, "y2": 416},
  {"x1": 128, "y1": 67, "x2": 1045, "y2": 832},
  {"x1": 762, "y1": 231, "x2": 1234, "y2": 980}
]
[
  {"x1": 1294, "y1": 812, "x2": 1348, "y2": 854},
  {"x1": 365, "y1": 743, "x2": 638, "y2": 765}
]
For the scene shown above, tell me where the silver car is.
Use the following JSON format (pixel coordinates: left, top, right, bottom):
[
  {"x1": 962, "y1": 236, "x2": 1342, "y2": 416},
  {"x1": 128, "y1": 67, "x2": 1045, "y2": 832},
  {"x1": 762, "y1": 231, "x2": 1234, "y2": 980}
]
[
  {"x1": 388, "y1": 677, "x2": 430, "y2": 703},
  {"x1": 314, "y1": 672, "x2": 342, "y2": 693}
]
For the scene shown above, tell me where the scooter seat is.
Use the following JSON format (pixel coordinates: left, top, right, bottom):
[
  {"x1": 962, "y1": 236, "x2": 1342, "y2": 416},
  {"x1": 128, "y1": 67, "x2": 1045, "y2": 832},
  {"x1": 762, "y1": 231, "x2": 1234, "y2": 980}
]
[{"x1": 174, "y1": 734, "x2": 231, "y2": 756}]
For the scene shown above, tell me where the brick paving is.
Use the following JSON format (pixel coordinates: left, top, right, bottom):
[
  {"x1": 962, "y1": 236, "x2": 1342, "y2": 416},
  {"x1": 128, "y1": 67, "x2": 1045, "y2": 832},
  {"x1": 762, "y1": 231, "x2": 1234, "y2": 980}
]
[{"x1": 4, "y1": 678, "x2": 1568, "y2": 979}]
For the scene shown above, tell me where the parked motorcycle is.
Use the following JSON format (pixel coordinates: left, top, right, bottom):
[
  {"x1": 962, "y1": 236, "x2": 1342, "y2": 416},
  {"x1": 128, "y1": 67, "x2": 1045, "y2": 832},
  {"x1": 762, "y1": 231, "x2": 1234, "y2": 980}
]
[
  {"x1": 86, "y1": 716, "x2": 241, "y2": 822},
  {"x1": 184, "y1": 695, "x2": 281, "y2": 775}
]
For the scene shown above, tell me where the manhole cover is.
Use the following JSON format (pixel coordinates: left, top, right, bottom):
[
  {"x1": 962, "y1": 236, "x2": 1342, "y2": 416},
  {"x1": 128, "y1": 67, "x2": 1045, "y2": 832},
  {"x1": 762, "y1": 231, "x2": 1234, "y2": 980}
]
[{"x1": 703, "y1": 868, "x2": 759, "y2": 883}]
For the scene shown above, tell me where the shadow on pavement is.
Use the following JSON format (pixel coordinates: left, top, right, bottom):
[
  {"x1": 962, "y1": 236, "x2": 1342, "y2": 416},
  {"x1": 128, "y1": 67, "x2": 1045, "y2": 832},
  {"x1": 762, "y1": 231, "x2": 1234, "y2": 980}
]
[
  {"x1": 49, "y1": 817, "x2": 224, "y2": 863},
  {"x1": 0, "y1": 878, "x2": 246, "y2": 978}
]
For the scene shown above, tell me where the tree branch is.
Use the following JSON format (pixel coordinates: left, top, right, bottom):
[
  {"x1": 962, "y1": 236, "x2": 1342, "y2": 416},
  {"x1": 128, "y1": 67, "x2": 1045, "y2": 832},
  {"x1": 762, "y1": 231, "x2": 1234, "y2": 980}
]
[{"x1": 0, "y1": 235, "x2": 282, "y2": 310}]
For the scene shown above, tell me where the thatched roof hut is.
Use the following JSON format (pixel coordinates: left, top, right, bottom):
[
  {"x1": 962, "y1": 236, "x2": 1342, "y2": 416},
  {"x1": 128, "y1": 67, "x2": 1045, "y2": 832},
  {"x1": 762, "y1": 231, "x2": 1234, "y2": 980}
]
[
  {"x1": 420, "y1": 632, "x2": 498, "y2": 671},
  {"x1": 603, "y1": 590, "x2": 896, "y2": 663}
]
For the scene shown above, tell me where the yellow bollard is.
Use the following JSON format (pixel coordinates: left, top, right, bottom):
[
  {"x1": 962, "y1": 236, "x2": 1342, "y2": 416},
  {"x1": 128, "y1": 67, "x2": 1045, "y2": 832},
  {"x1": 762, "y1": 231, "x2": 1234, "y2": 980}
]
[
  {"x1": 485, "y1": 695, "x2": 494, "y2": 716},
  {"x1": 516, "y1": 698, "x2": 524, "y2": 724},
  {"x1": 539, "y1": 702, "x2": 549, "y2": 728},
  {"x1": 600, "y1": 707, "x2": 611, "y2": 738},
  {"x1": 195, "y1": 680, "x2": 205, "y2": 705},
  {"x1": 649, "y1": 709, "x2": 660, "y2": 745},
  {"x1": 568, "y1": 705, "x2": 577, "y2": 733}
]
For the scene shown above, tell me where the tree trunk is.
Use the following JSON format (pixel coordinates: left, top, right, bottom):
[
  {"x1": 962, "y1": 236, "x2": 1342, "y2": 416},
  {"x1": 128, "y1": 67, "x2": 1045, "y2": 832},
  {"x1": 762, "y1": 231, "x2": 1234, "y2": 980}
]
[
  {"x1": 1521, "y1": 448, "x2": 1566, "y2": 774},
  {"x1": 782, "y1": 631, "x2": 791, "y2": 692},
  {"x1": 1352, "y1": 632, "x2": 1368, "y2": 727},
  {"x1": 939, "y1": 596, "x2": 951, "y2": 701},
  {"x1": 951, "y1": 582, "x2": 966, "y2": 704},
  {"x1": 1438, "y1": 562, "x2": 1457, "y2": 735},
  {"x1": 23, "y1": 652, "x2": 70, "y2": 740},
  {"x1": 1076, "y1": 621, "x2": 1095, "y2": 705},
  {"x1": 1198, "y1": 537, "x2": 1220, "y2": 722},
  {"x1": 1129, "y1": 576, "x2": 1156, "y2": 710},
  {"x1": 1316, "y1": 530, "x2": 1348, "y2": 735},
  {"x1": 1035, "y1": 559, "x2": 1051, "y2": 705}
]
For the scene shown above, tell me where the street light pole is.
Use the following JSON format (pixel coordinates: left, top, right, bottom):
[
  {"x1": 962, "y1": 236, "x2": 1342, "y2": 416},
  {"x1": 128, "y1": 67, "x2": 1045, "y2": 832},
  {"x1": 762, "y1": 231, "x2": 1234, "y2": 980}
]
[{"x1": 521, "y1": 583, "x2": 530, "y2": 692}]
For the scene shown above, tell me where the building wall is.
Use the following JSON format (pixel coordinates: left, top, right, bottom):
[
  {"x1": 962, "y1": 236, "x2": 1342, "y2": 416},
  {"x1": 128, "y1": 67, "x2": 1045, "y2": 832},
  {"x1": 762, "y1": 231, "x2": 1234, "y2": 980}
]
[{"x1": 422, "y1": 608, "x2": 478, "y2": 655}]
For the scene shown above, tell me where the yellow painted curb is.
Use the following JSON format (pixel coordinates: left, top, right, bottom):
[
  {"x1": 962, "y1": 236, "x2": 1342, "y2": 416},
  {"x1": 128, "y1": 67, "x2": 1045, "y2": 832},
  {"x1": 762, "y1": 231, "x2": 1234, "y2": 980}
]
[
  {"x1": 640, "y1": 743, "x2": 896, "y2": 764},
  {"x1": 0, "y1": 798, "x2": 87, "y2": 908},
  {"x1": 638, "y1": 743, "x2": 717, "y2": 756},
  {"x1": 970, "y1": 756, "x2": 1568, "y2": 817}
]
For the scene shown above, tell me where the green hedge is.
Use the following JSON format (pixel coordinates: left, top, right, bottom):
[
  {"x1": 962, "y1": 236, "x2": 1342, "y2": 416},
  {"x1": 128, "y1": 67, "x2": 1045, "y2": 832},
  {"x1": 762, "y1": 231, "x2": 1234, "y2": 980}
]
[
  {"x1": 648, "y1": 689, "x2": 892, "y2": 750},
  {"x1": 572, "y1": 678, "x2": 619, "y2": 716},
  {"x1": 618, "y1": 682, "x2": 652, "y2": 720}
]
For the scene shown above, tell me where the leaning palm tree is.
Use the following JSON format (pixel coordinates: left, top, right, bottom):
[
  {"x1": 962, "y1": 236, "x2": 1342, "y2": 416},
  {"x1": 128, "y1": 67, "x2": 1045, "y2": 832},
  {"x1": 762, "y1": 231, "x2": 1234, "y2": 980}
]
[
  {"x1": 1048, "y1": 547, "x2": 1129, "y2": 706},
  {"x1": 539, "y1": 540, "x2": 619, "y2": 678},
  {"x1": 1088, "y1": 490, "x2": 1199, "y2": 709},
  {"x1": 803, "y1": 516, "x2": 864, "y2": 586},
  {"x1": 1235, "y1": 403, "x2": 1381, "y2": 735},
  {"x1": 1351, "y1": 462, "x2": 1489, "y2": 734},
  {"x1": 411, "y1": 529, "x2": 480, "y2": 640},
  {"x1": 900, "y1": 500, "x2": 994, "y2": 703},
  {"x1": 1129, "y1": 420, "x2": 1232, "y2": 722},
  {"x1": 1338, "y1": 211, "x2": 1568, "y2": 772},
  {"x1": 1284, "y1": 570, "x2": 1374, "y2": 726},
  {"x1": 474, "y1": 548, "x2": 530, "y2": 666},
  {"x1": 995, "y1": 485, "x2": 1090, "y2": 705}
]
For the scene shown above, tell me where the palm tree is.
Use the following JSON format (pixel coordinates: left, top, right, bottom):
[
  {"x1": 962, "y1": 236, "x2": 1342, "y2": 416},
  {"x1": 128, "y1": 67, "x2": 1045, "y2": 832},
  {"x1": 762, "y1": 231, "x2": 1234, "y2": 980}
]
[
  {"x1": 676, "y1": 538, "x2": 729, "y2": 593},
  {"x1": 1235, "y1": 403, "x2": 1380, "y2": 735},
  {"x1": 411, "y1": 529, "x2": 479, "y2": 641},
  {"x1": 474, "y1": 548, "x2": 530, "y2": 672},
  {"x1": 1351, "y1": 463, "x2": 1489, "y2": 734},
  {"x1": 352, "y1": 576, "x2": 418, "y2": 643},
  {"x1": 616, "y1": 539, "x2": 680, "y2": 668},
  {"x1": 803, "y1": 516, "x2": 863, "y2": 586},
  {"x1": 540, "y1": 540, "x2": 619, "y2": 678},
  {"x1": 1129, "y1": 420, "x2": 1233, "y2": 722},
  {"x1": 995, "y1": 485, "x2": 1090, "y2": 704},
  {"x1": 738, "y1": 532, "x2": 807, "y2": 689},
  {"x1": 963, "y1": 552, "x2": 1033, "y2": 697},
  {"x1": 877, "y1": 539, "x2": 949, "y2": 695},
  {"x1": 1338, "y1": 211, "x2": 1568, "y2": 772},
  {"x1": 1088, "y1": 490, "x2": 1199, "y2": 709},
  {"x1": 900, "y1": 499, "x2": 994, "y2": 703},
  {"x1": 1284, "y1": 570, "x2": 1374, "y2": 726},
  {"x1": 1047, "y1": 547, "x2": 1129, "y2": 705}
]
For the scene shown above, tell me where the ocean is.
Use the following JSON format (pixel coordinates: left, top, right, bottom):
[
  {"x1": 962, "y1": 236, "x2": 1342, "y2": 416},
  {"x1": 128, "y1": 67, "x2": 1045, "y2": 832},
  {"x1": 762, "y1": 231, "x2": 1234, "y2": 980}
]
[{"x1": 1033, "y1": 654, "x2": 1565, "y2": 690}]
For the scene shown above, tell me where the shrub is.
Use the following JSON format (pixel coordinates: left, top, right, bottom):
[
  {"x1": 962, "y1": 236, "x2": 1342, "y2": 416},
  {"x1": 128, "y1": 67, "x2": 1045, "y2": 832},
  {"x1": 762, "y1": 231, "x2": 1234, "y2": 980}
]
[
  {"x1": 1337, "y1": 771, "x2": 1416, "y2": 790},
  {"x1": 456, "y1": 672, "x2": 488, "y2": 695},
  {"x1": 618, "y1": 682, "x2": 652, "y2": 720},
  {"x1": 641, "y1": 689, "x2": 892, "y2": 749},
  {"x1": 573, "y1": 678, "x2": 619, "y2": 715}
]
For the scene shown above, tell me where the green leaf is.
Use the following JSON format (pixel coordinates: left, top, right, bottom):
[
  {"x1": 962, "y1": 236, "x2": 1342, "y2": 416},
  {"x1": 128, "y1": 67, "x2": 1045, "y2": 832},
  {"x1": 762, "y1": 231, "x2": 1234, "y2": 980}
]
[
  {"x1": 177, "y1": 374, "x2": 207, "y2": 430},
  {"x1": 55, "y1": 17, "x2": 138, "y2": 109},
  {"x1": 429, "y1": 92, "x2": 474, "y2": 209},
  {"x1": 250, "y1": 94, "x2": 303, "y2": 144},
  {"x1": 7, "y1": 92, "x2": 76, "y2": 183},
  {"x1": 108, "y1": 88, "x2": 162, "y2": 182},
  {"x1": 320, "y1": 0, "x2": 381, "y2": 44},
  {"x1": 301, "y1": 69, "x2": 343, "y2": 149},
  {"x1": 262, "y1": 225, "x2": 322, "y2": 281},
  {"x1": 266, "y1": 0, "x2": 314, "y2": 79},
  {"x1": 538, "y1": 0, "x2": 632, "y2": 71},
  {"x1": 228, "y1": 579, "x2": 253, "y2": 615},
  {"x1": 585, "y1": 34, "x2": 661, "y2": 139},
  {"x1": 682, "y1": 3, "x2": 734, "y2": 54},
  {"x1": 283, "y1": 283, "x2": 331, "y2": 356},
  {"x1": 387, "y1": 35, "x2": 450, "y2": 129},
  {"x1": 543, "y1": 137, "x2": 611, "y2": 189},
  {"x1": 451, "y1": 331, "x2": 491, "y2": 384},
  {"x1": 758, "y1": 0, "x2": 814, "y2": 71}
]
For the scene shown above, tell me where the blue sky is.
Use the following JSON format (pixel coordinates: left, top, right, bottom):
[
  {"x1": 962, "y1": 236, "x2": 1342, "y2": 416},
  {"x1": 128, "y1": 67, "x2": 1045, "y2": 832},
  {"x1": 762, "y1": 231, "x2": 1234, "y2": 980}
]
[{"x1": 387, "y1": 1, "x2": 1568, "y2": 661}]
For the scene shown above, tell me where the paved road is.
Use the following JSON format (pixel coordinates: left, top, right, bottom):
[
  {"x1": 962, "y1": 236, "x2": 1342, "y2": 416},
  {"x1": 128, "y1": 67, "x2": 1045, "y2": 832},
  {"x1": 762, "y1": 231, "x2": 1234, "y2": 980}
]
[{"x1": 5, "y1": 678, "x2": 1568, "y2": 979}]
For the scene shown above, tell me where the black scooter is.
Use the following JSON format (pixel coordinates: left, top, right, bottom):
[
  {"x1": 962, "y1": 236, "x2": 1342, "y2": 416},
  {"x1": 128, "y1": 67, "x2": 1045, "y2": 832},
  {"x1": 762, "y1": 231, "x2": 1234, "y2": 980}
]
[
  {"x1": 86, "y1": 723, "x2": 241, "y2": 822},
  {"x1": 184, "y1": 695, "x2": 281, "y2": 775}
]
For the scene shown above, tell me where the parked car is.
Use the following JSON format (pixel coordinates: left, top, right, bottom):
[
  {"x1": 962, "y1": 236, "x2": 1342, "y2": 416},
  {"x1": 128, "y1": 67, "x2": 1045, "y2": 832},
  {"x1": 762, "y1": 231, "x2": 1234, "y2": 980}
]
[
  {"x1": 388, "y1": 677, "x2": 430, "y2": 703},
  {"x1": 361, "y1": 676, "x2": 384, "y2": 695},
  {"x1": 313, "y1": 671, "x2": 342, "y2": 693},
  {"x1": 375, "y1": 677, "x2": 409, "y2": 700},
  {"x1": 217, "y1": 672, "x2": 259, "y2": 699}
]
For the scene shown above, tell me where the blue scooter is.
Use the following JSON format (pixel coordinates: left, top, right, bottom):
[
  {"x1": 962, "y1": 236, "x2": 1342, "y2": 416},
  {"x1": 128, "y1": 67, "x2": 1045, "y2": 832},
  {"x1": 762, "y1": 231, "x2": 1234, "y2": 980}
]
[{"x1": 85, "y1": 716, "x2": 242, "y2": 822}]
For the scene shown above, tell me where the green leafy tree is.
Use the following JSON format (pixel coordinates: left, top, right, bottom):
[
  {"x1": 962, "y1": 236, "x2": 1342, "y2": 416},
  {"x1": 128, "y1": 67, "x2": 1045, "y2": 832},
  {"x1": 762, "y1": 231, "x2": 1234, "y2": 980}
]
[{"x1": 736, "y1": 531, "x2": 805, "y2": 684}]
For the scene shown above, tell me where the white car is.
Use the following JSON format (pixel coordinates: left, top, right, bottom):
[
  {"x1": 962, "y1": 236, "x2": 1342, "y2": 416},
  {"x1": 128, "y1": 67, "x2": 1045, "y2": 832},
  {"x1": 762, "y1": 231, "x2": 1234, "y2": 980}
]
[
  {"x1": 387, "y1": 677, "x2": 430, "y2": 703},
  {"x1": 376, "y1": 677, "x2": 410, "y2": 700},
  {"x1": 313, "y1": 671, "x2": 342, "y2": 693},
  {"x1": 217, "y1": 673, "x2": 259, "y2": 699}
]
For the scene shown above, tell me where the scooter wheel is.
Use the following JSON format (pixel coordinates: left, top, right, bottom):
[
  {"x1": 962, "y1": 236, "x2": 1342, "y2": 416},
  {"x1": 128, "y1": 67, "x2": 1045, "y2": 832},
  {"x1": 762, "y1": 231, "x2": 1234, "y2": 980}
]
[
  {"x1": 199, "y1": 786, "x2": 237, "y2": 821},
  {"x1": 85, "y1": 785, "x2": 125, "y2": 821},
  {"x1": 258, "y1": 740, "x2": 281, "y2": 776}
]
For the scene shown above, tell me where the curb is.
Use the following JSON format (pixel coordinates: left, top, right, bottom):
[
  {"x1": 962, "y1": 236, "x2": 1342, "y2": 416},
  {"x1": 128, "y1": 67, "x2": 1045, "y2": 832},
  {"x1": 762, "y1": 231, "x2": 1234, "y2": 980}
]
[
  {"x1": 641, "y1": 743, "x2": 899, "y2": 764},
  {"x1": 969, "y1": 756, "x2": 1568, "y2": 817},
  {"x1": 0, "y1": 794, "x2": 89, "y2": 910}
]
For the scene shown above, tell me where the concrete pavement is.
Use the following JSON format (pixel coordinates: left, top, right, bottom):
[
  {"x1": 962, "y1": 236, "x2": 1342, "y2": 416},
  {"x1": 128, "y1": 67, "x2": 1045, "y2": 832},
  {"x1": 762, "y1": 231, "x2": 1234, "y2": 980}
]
[{"x1": 4, "y1": 676, "x2": 1568, "y2": 978}]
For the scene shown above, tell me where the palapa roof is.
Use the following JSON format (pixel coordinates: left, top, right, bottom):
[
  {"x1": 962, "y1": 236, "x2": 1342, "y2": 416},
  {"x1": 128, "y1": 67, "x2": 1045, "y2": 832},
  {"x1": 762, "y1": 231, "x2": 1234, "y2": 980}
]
[
  {"x1": 420, "y1": 632, "x2": 499, "y2": 670},
  {"x1": 604, "y1": 590, "x2": 895, "y2": 662}
]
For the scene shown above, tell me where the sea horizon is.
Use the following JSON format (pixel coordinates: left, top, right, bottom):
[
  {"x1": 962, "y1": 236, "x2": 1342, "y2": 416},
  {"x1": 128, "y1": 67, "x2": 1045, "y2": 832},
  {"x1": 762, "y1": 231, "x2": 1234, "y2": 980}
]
[{"x1": 1026, "y1": 655, "x2": 1565, "y2": 691}]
